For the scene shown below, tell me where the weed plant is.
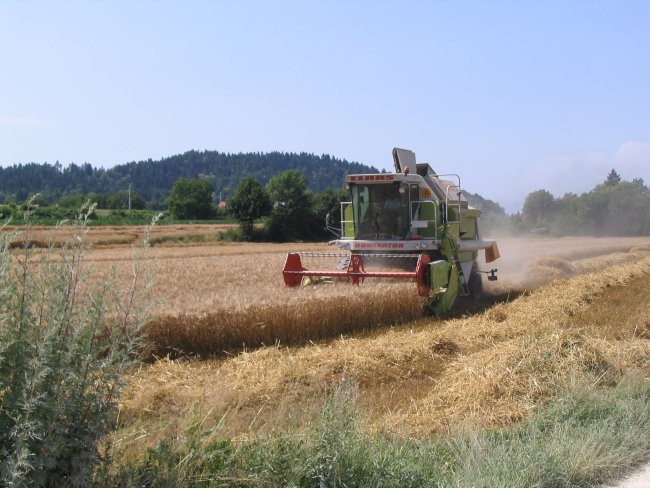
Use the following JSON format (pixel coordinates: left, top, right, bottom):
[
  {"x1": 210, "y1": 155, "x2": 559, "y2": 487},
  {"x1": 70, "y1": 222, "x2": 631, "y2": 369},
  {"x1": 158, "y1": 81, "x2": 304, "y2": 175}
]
[{"x1": 0, "y1": 201, "x2": 158, "y2": 486}]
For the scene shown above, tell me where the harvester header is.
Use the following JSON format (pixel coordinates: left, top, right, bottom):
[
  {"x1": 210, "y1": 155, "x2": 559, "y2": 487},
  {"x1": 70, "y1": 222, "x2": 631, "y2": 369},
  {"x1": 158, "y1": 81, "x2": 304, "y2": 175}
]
[{"x1": 283, "y1": 147, "x2": 500, "y2": 315}]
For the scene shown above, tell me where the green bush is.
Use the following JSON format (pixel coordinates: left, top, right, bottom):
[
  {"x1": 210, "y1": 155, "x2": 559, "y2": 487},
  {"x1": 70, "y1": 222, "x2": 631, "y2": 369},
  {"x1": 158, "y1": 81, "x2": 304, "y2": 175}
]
[
  {"x1": 169, "y1": 178, "x2": 215, "y2": 220},
  {"x1": 227, "y1": 176, "x2": 271, "y2": 239},
  {"x1": 0, "y1": 204, "x2": 16, "y2": 220},
  {"x1": 0, "y1": 202, "x2": 157, "y2": 486},
  {"x1": 31, "y1": 205, "x2": 77, "y2": 222}
]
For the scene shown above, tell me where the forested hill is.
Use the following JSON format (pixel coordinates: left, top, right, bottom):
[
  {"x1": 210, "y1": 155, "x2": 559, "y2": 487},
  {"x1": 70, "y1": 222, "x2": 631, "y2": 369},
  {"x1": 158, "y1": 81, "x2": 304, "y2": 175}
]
[{"x1": 0, "y1": 150, "x2": 379, "y2": 204}]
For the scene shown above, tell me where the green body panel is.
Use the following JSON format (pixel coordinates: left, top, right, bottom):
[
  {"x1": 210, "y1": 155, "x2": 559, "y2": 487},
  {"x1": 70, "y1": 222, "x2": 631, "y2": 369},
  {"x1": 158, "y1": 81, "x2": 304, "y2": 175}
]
[
  {"x1": 462, "y1": 208, "x2": 481, "y2": 218},
  {"x1": 343, "y1": 204, "x2": 354, "y2": 238},
  {"x1": 339, "y1": 174, "x2": 491, "y2": 315},
  {"x1": 458, "y1": 250, "x2": 475, "y2": 263},
  {"x1": 426, "y1": 260, "x2": 459, "y2": 316},
  {"x1": 428, "y1": 260, "x2": 451, "y2": 288},
  {"x1": 418, "y1": 201, "x2": 438, "y2": 238},
  {"x1": 445, "y1": 222, "x2": 460, "y2": 240},
  {"x1": 439, "y1": 261, "x2": 459, "y2": 314},
  {"x1": 424, "y1": 234, "x2": 463, "y2": 315},
  {"x1": 459, "y1": 208, "x2": 480, "y2": 239},
  {"x1": 447, "y1": 205, "x2": 461, "y2": 222},
  {"x1": 459, "y1": 218, "x2": 477, "y2": 239},
  {"x1": 438, "y1": 235, "x2": 456, "y2": 264}
]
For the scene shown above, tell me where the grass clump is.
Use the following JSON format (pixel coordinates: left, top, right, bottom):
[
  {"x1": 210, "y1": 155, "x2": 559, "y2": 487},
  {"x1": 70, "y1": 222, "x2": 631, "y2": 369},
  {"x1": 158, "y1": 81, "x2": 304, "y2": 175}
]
[
  {"x1": 0, "y1": 202, "x2": 157, "y2": 486},
  {"x1": 102, "y1": 382, "x2": 436, "y2": 487},
  {"x1": 215, "y1": 225, "x2": 268, "y2": 242},
  {"x1": 148, "y1": 233, "x2": 209, "y2": 246},
  {"x1": 102, "y1": 374, "x2": 650, "y2": 487},
  {"x1": 447, "y1": 375, "x2": 650, "y2": 487}
]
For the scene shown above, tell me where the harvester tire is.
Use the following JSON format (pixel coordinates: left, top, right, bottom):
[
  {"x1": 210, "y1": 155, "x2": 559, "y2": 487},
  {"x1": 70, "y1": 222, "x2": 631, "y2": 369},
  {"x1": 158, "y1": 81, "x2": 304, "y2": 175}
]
[{"x1": 468, "y1": 270, "x2": 483, "y2": 300}]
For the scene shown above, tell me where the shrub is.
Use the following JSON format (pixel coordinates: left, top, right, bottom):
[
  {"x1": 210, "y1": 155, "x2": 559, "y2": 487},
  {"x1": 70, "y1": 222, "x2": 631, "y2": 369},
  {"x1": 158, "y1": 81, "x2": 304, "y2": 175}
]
[
  {"x1": 169, "y1": 178, "x2": 215, "y2": 220},
  {"x1": 266, "y1": 170, "x2": 313, "y2": 241},
  {"x1": 0, "y1": 201, "x2": 157, "y2": 486},
  {"x1": 227, "y1": 176, "x2": 271, "y2": 239}
]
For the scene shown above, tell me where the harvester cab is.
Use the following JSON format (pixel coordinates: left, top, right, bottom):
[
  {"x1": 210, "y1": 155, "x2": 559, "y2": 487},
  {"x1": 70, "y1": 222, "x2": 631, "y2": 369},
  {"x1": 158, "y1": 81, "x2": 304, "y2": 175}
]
[{"x1": 283, "y1": 148, "x2": 500, "y2": 315}]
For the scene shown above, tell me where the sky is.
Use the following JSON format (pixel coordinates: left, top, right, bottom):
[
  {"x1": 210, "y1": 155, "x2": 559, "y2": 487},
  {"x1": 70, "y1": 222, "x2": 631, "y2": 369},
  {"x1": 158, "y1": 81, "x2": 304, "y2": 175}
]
[{"x1": 1, "y1": 1, "x2": 649, "y2": 212}]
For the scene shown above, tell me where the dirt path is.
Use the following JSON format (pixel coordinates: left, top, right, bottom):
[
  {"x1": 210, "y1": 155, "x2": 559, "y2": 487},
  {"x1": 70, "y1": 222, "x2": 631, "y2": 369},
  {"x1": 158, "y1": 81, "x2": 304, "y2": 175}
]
[{"x1": 607, "y1": 463, "x2": 650, "y2": 488}]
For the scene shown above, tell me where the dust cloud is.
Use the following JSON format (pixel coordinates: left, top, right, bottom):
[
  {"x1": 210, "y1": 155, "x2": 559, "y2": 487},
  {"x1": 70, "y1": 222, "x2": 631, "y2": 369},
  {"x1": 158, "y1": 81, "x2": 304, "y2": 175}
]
[{"x1": 477, "y1": 236, "x2": 650, "y2": 293}]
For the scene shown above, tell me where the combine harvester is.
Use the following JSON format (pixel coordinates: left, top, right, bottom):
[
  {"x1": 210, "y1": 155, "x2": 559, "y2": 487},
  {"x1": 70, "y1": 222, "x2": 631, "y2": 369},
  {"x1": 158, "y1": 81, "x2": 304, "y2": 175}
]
[{"x1": 283, "y1": 148, "x2": 500, "y2": 315}]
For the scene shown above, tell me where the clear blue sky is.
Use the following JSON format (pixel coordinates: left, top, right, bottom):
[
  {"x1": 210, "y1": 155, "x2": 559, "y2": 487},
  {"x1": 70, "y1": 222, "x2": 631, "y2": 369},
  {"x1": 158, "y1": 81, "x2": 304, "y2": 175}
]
[{"x1": 1, "y1": 0, "x2": 649, "y2": 211}]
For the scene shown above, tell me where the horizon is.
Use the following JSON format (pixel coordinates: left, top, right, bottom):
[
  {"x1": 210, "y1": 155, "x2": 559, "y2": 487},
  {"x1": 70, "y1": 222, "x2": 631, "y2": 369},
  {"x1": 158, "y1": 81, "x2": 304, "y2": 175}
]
[
  {"x1": 1, "y1": 1, "x2": 649, "y2": 212},
  {"x1": 2, "y1": 147, "x2": 641, "y2": 215}
]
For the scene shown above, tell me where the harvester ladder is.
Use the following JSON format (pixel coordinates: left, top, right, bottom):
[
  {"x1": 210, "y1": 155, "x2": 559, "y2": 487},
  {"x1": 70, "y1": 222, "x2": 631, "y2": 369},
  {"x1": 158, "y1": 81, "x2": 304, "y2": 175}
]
[
  {"x1": 437, "y1": 174, "x2": 463, "y2": 225},
  {"x1": 448, "y1": 238, "x2": 470, "y2": 296}
]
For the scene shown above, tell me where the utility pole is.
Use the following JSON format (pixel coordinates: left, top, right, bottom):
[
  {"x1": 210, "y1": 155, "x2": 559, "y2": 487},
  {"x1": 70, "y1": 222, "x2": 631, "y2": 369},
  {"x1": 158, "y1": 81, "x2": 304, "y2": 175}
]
[{"x1": 128, "y1": 184, "x2": 132, "y2": 211}]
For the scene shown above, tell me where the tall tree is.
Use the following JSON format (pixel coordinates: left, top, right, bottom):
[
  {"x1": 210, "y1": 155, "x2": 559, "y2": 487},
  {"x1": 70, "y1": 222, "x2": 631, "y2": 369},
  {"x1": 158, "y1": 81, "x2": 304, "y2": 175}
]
[
  {"x1": 266, "y1": 170, "x2": 312, "y2": 241},
  {"x1": 313, "y1": 188, "x2": 349, "y2": 237},
  {"x1": 522, "y1": 189, "x2": 556, "y2": 227},
  {"x1": 227, "y1": 176, "x2": 271, "y2": 239},
  {"x1": 168, "y1": 177, "x2": 214, "y2": 219},
  {"x1": 605, "y1": 169, "x2": 622, "y2": 186}
]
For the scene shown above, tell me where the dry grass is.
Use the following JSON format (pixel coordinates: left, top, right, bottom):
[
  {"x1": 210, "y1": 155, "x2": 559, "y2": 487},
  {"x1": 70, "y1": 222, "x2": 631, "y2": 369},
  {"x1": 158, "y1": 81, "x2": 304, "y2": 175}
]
[
  {"x1": 73, "y1": 234, "x2": 650, "y2": 316},
  {"x1": 6, "y1": 220, "x2": 650, "y2": 485},
  {"x1": 82, "y1": 242, "x2": 436, "y2": 356},
  {"x1": 112, "y1": 253, "x2": 650, "y2": 461},
  {"x1": 521, "y1": 256, "x2": 577, "y2": 287}
]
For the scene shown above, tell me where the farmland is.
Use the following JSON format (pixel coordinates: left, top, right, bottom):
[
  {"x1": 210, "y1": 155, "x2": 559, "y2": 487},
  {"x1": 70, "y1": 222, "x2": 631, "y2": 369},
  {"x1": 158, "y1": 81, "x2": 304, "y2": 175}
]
[
  {"x1": 66, "y1": 230, "x2": 650, "y2": 356},
  {"x1": 64, "y1": 229, "x2": 650, "y2": 315},
  {"x1": 7, "y1": 224, "x2": 650, "y2": 479},
  {"x1": 29, "y1": 226, "x2": 643, "y2": 440},
  {"x1": 104, "y1": 232, "x2": 649, "y2": 434}
]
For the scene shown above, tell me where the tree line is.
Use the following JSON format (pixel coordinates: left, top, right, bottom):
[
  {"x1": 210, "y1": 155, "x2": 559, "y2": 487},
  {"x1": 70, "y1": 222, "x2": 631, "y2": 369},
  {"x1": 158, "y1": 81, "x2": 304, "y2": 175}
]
[
  {"x1": 0, "y1": 150, "x2": 377, "y2": 207},
  {"x1": 209, "y1": 168, "x2": 650, "y2": 241},
  {"x1": 169, "y1": 172, "x2": 346, "y2": 241},
  {"x1": 1, "y1": 157, "x2": 647, "y2": 238},
  {"x1": 467, "y1": 170, "x2": 650, "y2": 237},
  {"x1": 516, "y1": 170, "x2": 650, "y2": 236}
]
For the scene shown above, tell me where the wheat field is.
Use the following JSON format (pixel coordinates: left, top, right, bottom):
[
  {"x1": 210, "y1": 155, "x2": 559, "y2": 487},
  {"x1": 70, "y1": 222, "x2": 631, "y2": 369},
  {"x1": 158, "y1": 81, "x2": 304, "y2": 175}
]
[
  {"x1": 13, "y1": 225, "x2": 649, "y2": 357},
  {"x1": 11, "y1": 224, "x2": 648, "y2": 462},
  {"x1": 113, "y1": 245, "x2": 650, "y2": 461},
  {"x1": 75, "y1": 232, "x2": 650, "y2": 356},
  {"x1": 73, "y1": 233, "x2": 650, "y2": 314}
]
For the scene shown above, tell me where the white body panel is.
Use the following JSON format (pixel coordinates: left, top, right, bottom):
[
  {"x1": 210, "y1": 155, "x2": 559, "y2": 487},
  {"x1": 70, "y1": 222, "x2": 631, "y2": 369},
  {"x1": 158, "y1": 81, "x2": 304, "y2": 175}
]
[
  {"x1": 460, "y1": 260, "x2": 473, "y2": 284},
  {"x1": 458, "y1": 239, "x2": 497, "y2": 251},
  {"x1": 335, "y1": 239, "x2": 439, "y2": 252}
]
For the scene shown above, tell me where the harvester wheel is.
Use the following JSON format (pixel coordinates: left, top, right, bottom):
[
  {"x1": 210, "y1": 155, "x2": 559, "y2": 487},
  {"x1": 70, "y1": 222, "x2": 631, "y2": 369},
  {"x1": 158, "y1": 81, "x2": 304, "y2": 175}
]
[{"x1": 468, "y1": 269, "x2": 483, "y2": 299}]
